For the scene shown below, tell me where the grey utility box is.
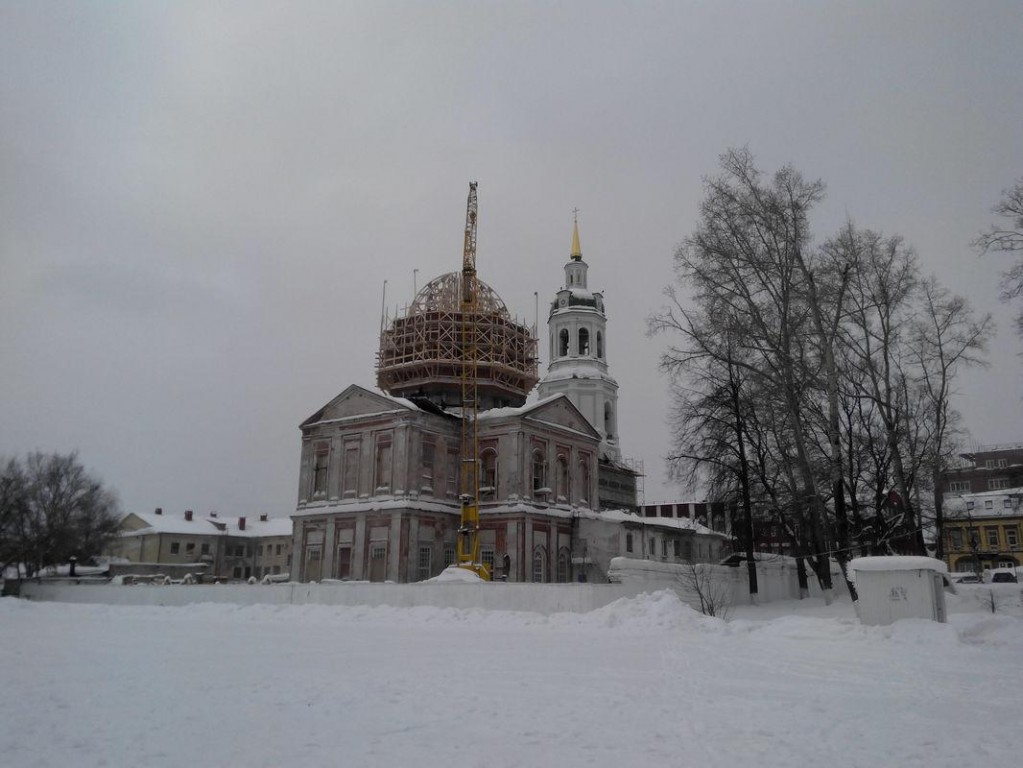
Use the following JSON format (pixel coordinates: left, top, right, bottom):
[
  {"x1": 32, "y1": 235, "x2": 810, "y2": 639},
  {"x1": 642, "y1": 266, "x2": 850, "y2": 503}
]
[{"x1": 850, "y1": 556, "x2": 949, "y2": 626}]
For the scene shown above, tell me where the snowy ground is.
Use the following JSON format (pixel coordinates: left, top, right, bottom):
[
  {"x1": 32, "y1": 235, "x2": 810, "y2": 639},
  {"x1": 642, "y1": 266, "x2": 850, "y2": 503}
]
[{"x1": 2, "y1": 587, "x2": 1021, "y2": 768}]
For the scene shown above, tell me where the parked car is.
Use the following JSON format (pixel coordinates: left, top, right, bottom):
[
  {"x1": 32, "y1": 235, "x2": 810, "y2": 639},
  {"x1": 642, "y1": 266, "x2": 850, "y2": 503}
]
[
  {"x1": 950, "y1": 573, "x2": 982, "y2": 584},
  {"x1": 990, "y1": 570, "x2": 1018, "y2": 583}
]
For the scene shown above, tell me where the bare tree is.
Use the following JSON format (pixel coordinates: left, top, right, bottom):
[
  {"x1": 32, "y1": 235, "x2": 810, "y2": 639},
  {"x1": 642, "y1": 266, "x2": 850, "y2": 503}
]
[
  {"x1": 973, "y1": 178, "x2": 1023, "y2": 335},
  {"x1": 909, "y1": 278, "x2": 993, "y2": 560},
  {"x1": 675, "y1": 560, "x2": 732, "y2": 618},
  {"x1": 0, "y1": 452, "x2": 121, "y2": 577},
  {"x1": 658, "y1": 148, "x2": 839, "y2": 600}
]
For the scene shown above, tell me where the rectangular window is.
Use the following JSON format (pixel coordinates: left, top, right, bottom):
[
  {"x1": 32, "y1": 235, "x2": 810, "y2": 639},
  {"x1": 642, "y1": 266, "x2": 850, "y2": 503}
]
[
  {"x1": 986, "y1": 500, "x2": 994, "y2": 509},
  {"x1": 335, "y1": 546, "x2": 352, "y2": 580},
  {"x1": 417, "y1": 546, "x2": 432, "y2": 581},
  {"x1": 233, "y1": 566, "x2": 242, "y2": 578},
  {"x1": 1006, "y1": 527, "x2": 1019, "y2": 548},
  {"x1": 276, "y1": 544, "x2": 283, "y2": 556},
  {"x1": 313, "y1": 442, "x2": 329, "y2": 495},
  {"x1": 446, "y1": 451, "x2": 459, "y2": 498},
  {"x1": 649, "y1": 538, "x2": 655, "y2": 557},
  {"x1": 443, "y1": 546, "x2": 456, "y2": 567},
  {"x1": 375, "y1": 436, "x2": 393, "y2": 493},
  {"x1": 985, "y1": 459, "x2": 996, "y2": 469},
  {"x1": 625, "y1": 533, "x2": 633, "y2": 553},
  {"x1": 185, "y1": 542, "x2": 195, "y2": 553},
  {"x1": 986, "y1": 528, "x2": 999, "y2": 548},
  {"x1": 421, "y1": 436, "x2": 435, "y2": 495},
  {"x1": 481, "y1": 547, "x2": 495, "y2": 573},
  {"x1": 342, "y1": 443, "x2": 360, "y2": 497},
  {"x1": 967, "y1": 501, "x2": 975, "y2": 510},
  {"x1": 947, "y1": 480, "x2": 970, "y2": 492},
  {"x1": 661, "y1": 540, "x2": 668, "y2": 558},
  {"x1": 674, "y1": 540, "x2": 681, "y2": 557},
  {"x1": 170, "y1": 542, "x2": 180, "y2": 555},
  {"x1": 201, "y1": 543, "x2": 210, "y2": 555},
  {"x1": 949, "y1": 529, "x2": 963, "y2": 550},
  {"x1": 989, "y1": 478, "x2": 1010, "y2": 490},
  {"x1": 532, "y1": 448, "x2": 548, "y2": 495},
  {"x1": 1005, "y1": 499, "x2": 1014, "y2": 508},
  {"x1": 998, "y1": 458, "x2": 1008, "y2": 468}
]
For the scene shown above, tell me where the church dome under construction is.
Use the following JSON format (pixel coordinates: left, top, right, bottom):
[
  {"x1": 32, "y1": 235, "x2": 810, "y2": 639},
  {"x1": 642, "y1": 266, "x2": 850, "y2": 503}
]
[{"x1": 376, "y1": 271, "x2": 538, "y2": 409}]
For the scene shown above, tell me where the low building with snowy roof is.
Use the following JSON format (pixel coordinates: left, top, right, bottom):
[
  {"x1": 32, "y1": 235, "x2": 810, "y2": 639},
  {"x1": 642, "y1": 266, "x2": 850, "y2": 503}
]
[
  {"x1": 107, "y1": 509, "x2": 293, "y2": 581},
  {"x1": 941, "y1": 486, "x2": 1023, "y2": 573}
]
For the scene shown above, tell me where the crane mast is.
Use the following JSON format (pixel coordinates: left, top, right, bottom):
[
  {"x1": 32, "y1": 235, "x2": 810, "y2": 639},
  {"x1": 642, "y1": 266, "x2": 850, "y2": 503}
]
[{"x1": 457, "y1": 182, "x2": 490, "y2": 580}]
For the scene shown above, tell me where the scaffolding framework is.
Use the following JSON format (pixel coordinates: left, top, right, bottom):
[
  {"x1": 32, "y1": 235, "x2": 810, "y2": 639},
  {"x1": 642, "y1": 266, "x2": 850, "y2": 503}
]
[{"x1": 377, "y1": 273, "x2": 538, "y2": 407}]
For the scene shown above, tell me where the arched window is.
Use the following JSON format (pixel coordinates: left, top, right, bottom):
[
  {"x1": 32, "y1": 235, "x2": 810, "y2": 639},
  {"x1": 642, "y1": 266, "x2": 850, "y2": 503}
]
[
  {"x1": 578, "y1": 327, "x2": 590, "y2": 355},
  {"x1": 556, "y1": 454, "x2": 569, "y2": 503},
  {"x1": 532, "y1": 449, "x2": 547, "y2": 496},
  {"x1": 480, "y1": 449, "x2": 498, "y2": 500},
  {"x1": 559, "y1": 329, "x2": 569, "y2": 357},
  {"x1": 604, "y1": 402, "x2": 614, "y2": 439},
  {"x1": 557, "y1": 547, "x2": 571, "y2": 583},
  {"x1": 596, "y1": 331, "x2": 603, "y2": 358},
  {"x1": 532, "y1": 545, "x2": 548, "y2": 583}
]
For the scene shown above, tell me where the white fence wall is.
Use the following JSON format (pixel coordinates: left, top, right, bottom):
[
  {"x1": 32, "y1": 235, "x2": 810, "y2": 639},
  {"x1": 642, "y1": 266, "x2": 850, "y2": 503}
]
[
  {"x1": 608, "y1": 557, "x2": 849, "y2": 604},
  {"x1": 18, "y1": 560, "x2": 846, "y2": 613},
  {"x1": 19, "y1": 581, "x2": 650, "y2": 615}
]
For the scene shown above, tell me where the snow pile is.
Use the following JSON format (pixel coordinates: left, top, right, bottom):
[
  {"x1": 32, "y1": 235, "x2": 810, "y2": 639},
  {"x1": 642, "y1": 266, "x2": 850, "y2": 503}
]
[{"x1": 423, "y1": 565, "x2": 486, "y2": 583}]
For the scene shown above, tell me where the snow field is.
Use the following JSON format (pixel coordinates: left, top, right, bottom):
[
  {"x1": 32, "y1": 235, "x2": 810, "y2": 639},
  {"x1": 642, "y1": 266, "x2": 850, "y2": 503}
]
[{"x1": 1, "y1": 590, "x2": 1021, "y2": 768}]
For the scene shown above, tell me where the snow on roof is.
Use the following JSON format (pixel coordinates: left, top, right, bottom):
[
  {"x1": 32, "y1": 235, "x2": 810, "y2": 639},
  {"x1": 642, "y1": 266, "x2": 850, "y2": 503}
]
[
  {"x1": 122, "y1": 513, "x2": 222, "y2": 536},
  {"x1": 576, "y1": 507, "x2": 726, "y2": 537},
  {"x1": 849, "y1": 556, "x2": 948, "y2": 573},
  {"x1": 123, "y1": 512, "x2": 293, "y2": 538},
  {"x1": 477, "y1": 394, "x2": 565, "y2": 421},
  {"x1": 294, "y1": 498, "x2": 462, "y2": 519},
  {"x1": 540, "y1": 365, "x2": 609, "y2": 383}
]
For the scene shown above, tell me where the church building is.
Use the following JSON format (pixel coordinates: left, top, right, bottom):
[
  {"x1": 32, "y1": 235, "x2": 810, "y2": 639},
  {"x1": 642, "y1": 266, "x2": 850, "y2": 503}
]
[{"x1": 290, "y1": 201, "x2": 722, "y2": 583}]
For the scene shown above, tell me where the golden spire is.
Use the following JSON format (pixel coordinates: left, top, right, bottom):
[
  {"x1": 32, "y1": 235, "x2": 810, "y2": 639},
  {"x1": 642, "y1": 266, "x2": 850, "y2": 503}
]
[{"x1": 570, "y1": 207, "x2": 582, "y2": 261}]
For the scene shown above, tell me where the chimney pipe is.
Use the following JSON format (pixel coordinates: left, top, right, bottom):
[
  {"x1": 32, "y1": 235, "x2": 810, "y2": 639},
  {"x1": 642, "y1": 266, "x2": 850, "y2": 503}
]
[
  {"x1": 238, "y1": 517, "x2": 246, "y2": 531},
  {"x1": 209, "y1": 511, "x2": 217, "y2": 518},
  {"x1": 259, "y1": 514, "x2": 268, "y2": 522},
  {"x1": 185, "y1": 510, "x2": 193, "y2": 522},
  {"x1": 155, "y1": 507, "x2": 162, "y2": 515}
]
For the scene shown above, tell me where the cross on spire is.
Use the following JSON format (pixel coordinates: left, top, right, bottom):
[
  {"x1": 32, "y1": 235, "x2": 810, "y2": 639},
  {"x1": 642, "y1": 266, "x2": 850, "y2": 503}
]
[{"x1": 570, "y1": 208, "x2": 582, "y2": 260}]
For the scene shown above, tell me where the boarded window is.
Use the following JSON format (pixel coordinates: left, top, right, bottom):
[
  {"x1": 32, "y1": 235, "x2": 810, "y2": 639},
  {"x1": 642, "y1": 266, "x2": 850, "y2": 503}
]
[
  {"x1": 556, "y1": 454, "x2": 569, "y2": 503},
  {"x1": 375, "y1": 436, "x2": 392, "y2": 493},
  {"x1": 342, "y1": 443, "x2": 360, "y2": 497},
  {"x1": 480, "y1": 449, "x2": 498, "y2": 499},
  {"x1": 313, "y1": 443, "x2": 329, "y2": 495}
]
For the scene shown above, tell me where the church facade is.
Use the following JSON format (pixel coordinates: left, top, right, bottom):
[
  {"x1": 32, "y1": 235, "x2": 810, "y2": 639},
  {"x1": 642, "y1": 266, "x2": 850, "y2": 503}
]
[{"x1": 292, "y1": 385, "x2": 602, "y2": 582}]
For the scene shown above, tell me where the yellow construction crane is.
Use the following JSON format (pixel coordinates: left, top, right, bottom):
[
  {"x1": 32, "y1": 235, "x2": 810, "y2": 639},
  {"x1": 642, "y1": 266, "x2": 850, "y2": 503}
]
[{"x1": 456, "y1": 182, "x2": 490, "y2": 580}]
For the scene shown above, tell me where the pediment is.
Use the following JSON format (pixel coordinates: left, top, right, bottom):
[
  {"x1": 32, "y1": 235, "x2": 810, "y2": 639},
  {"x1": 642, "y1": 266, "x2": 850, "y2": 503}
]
[
  {"x1": 301, "y1": 384, "x2": 413, "y2": 428},
  {"x1": 524, "y1": 395, "x2": 600, "y2": 439}
]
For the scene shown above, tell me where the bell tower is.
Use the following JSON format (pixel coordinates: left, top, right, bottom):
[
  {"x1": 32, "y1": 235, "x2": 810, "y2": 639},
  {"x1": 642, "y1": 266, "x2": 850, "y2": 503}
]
[{"x1": 537, "y1": 213, "x2": 621, "y2": 461}]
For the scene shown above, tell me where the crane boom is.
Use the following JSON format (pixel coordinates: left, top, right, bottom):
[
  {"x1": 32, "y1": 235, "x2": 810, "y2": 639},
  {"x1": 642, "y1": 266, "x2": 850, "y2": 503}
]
[{"x1": 457, "y1": 182, "x2": 489, "y2": 580}]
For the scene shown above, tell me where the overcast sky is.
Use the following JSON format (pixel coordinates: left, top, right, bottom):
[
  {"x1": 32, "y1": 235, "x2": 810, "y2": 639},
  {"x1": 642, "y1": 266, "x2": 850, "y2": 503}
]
[{"x1": 2, "y1": 1, "x2": 1021, "y2": 519}]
